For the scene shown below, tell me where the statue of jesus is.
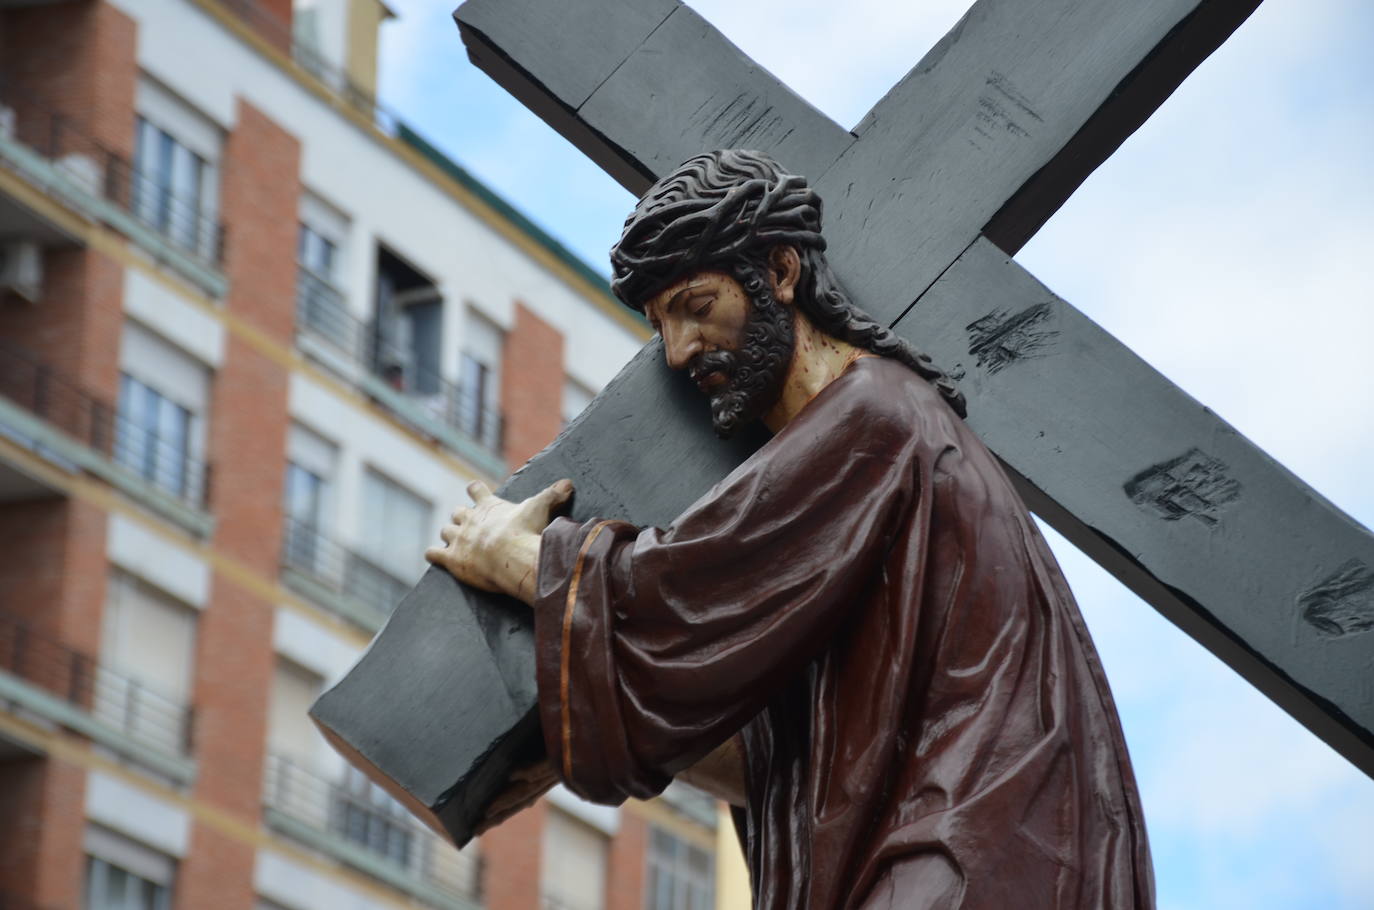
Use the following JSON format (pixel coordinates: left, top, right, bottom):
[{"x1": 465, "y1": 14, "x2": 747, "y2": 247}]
[{"x1": 425, "y1": 149, "x2": 1155, "y2": 909}]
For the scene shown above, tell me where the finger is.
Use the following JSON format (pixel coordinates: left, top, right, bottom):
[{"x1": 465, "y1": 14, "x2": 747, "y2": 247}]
[
  {"x1": 450, "y1": 506, "x2": 471, "y2": 523},
  {"x1": 423, "y1": 545, "x2": 447, "y2": 565},
  {"x1": 467, "y1": 480, "x2": 492, "y2": 503},
  {"x1": 532, "y1": 479, "x2": 574, "y2": 512},
  {"x1": 439, "y1": 524, "x2": 458, "y2": 544}
]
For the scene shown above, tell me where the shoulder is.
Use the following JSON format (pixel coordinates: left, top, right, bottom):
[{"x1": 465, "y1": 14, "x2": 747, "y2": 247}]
[{"x1": 812, "y1": 356, "x2": 960, "y2": 442}]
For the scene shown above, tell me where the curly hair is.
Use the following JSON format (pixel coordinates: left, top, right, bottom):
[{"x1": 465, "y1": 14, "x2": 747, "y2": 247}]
[{"x1": 610, "y1": 149, "x2": 966, "y2": 418}]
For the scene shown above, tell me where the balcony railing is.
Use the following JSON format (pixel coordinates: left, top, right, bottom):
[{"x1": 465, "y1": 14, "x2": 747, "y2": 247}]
[
  {"x1": 214, "y1": 0, "x2": 405, "y2": 137},
  {"x1": 281, "y1": 517, "x2": 412, "y2": 624},
  {"x1": 294, "y1": 267, "x2": 505, "y2": 457},
  {"x1": 0, "y1": 91, "x2": 225, "y2": 270},
  {"x1": 0, "y1": 341, "x2": 211, "y2": 511},
  {"x1": 264, "y1": 754, "x2": 481, "y2": 907},
  {"x1": 0, "y1": 611, "x2": 194, "y2": 759}
]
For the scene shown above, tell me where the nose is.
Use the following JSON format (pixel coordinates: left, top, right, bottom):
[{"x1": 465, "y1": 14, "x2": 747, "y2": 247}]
[{"x1": 661, "y1": 321, "x2": 702, "y2": 371}]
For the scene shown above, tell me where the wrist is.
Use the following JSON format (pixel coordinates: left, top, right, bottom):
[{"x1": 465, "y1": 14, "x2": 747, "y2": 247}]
[{"x1": 499, "y1": 531, "x2": 543, "y2": 605}]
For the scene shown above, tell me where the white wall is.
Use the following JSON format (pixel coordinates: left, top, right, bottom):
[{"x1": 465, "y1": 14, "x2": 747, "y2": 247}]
[
  {"x1": 111, "y1": 0, "x2": 644, "y2": 398},
  {"x1": 86, "y1": 771, "x2": 192, "y2": 858},
  {"x1": 107, "y1": 512, "x2": 212, "y2": 608},
  {"x1": 255, "y1": 848, "x2": 395, "y2": 910}
]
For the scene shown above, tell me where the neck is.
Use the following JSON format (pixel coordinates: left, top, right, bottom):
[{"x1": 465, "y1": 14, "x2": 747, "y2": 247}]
[{"x1": 763, "y1": 313, "x2": 866, "y2": 432}]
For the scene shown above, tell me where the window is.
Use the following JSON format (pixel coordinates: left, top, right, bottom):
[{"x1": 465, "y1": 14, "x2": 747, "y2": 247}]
[
  {"x1": 458, "y1": 308, "x2": 503, "y2": 450},
  {"x1": 296, "y1": 194, "x2": 352, "y2": 350},
  {"x1": 116, "y1": 373, "x2": 191, "y2": 497},
  {"x1": 84, "y1": 827, "x2": 175, "y2": 910},
  {"x1": 132, "y1": 78, "x2": 220, "y2": 262},
  {"x1": 99, "y1": 572, "x2": 196, "y2": 755},
  {"x1": 298, "y1": 223, "x2": 336, "y2": 280},
  {"x1": 267, "y1": 659, "x2": 325, "y2": 767},
  {"x1": 647, "y1": 828, "x2": 713, "y2": 910},
  {"x1": 264, "y1": 660, "x2": 330, "y2": 827},
  {"x1": 133, "y1": 116, "x2": 207, "y2": 253},
  {"x1": 541, "y1": 808, "x2": 608, "y2": 910},
  {"x1": 372, "y1": 247, "x2": 442, "y2": 397},
  {"x1": 115, "y1": 322, "x2": 210, "y2": 504},
  {"x1": 282, "y1": 424, "x2": 338, "y2": 579},
  {"x1": 335, "y1": 765, "x2": 413, "y2": 866},
  {"x1": 354, "y1": 469, "x2": 430, "y2": 610}
]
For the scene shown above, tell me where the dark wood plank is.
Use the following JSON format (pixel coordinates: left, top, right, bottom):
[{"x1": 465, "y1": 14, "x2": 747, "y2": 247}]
[
  {"x1": 455, "y1": 0, "x2": 677, "y2": 110},
  {"x1": 454, "y1": 0, "x2": 680, "y2": 192},
  {"x1": 894, "y1": 237, "x2": 1374, "y2": 776},
  {"x1": 983, "y1": 0, "x2": 1264, "y2": 253},
  {"x1": 456, "y1": 0, "x2": 852, "y2": 196},
  {"x1": 814, "y1": 0, "x2": 1263, "y2": 323},
  {"x1": 459, "y1": 0, "x2": 1263, "y2": 324},
  {"x1": 312, "y1": 344, "x2": 766, "y2": 844},
  {"x1": 574, "y1": 4, "x2": 854, "y2": 193}
]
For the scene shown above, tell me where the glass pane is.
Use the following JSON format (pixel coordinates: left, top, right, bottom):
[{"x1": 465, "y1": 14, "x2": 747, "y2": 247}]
[
  {"x1": 116, "y1": 374, "x2": 150, "y2": 479},
  {"x1": 154, "y1": 396, "x2": 190, "y2": 497},
  {"x1": 155, "y1": 129, "x2": 175, "y2": 232},
  {"x1": 133, "y1": 118, "x2": 161, "y2": 225},
  {"x1": 168, "y1": 145, "x2": 203, "y2": 251}
]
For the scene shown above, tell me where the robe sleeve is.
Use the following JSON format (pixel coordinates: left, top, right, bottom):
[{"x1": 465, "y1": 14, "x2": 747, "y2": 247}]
[{"x1": 533, "y1": 384, "x2": 922, "y2": 804}]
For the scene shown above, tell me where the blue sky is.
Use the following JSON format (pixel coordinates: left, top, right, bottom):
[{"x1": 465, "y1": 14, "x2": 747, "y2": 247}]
[{"x1": 375, "y1": 1, "x2": 1374, "y2": 906}]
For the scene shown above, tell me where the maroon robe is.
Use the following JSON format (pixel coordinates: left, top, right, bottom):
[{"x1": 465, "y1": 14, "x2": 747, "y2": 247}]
[{"x1": 533, "y1": 356, "x2": 1154, "y2": 909}]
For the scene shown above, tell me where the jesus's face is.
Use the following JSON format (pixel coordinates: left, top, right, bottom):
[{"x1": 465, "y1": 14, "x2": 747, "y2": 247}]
[{"x1": 642, "y1": 265, "x2": 796, "y2": 438}]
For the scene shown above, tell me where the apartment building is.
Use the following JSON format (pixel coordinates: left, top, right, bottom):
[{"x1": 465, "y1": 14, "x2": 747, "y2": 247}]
[{"x1": 0, "y1": 0, "x2": 747, "y2": 907}]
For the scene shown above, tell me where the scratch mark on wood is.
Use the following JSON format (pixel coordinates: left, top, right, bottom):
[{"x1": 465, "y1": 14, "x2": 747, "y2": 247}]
[
  {"x1": 694, "y1": 94, "x2": 791, "y2": 148},
  {"x1": 1298, "y1": 560, "x2": 1374, "y2": 638},
  {"x1": 1123, "y1": 448, "x2": 1241, "y2": 526},
  {"x1": 986, "y1": 72, "x2": 1043, "y2": 122},
  {"x1": 966, "y1": 303, "x2": 1056, "y2": 373}
]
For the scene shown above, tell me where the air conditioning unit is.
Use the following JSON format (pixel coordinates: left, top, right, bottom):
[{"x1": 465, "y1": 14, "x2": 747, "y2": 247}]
[{"x1": 0, "y1": 240, "x2": 43, "y2": 303}]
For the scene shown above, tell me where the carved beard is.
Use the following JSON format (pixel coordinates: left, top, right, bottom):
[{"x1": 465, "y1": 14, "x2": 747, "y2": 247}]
[{"x1": 688, "y1": 286, "x2": 796, "y2": 439}]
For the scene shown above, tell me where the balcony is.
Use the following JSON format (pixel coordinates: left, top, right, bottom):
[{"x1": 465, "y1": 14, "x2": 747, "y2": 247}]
[
  {"x1": 0, "y1": 90, "x2": 227, "y2": 295},
  {"x1": 0, "y1": 341, "x2": 213, "y2": 535},
  {"x1": 281, "y1": 517, "x2": 411, "y2": 632},
  {"x1": 263, "y1": 754, "x2": 482, "y2": 910},
  {"x1": 0, "y1": 611, "x2": 195, "y2": 783},
  {"x1": 293, "y1": 266, "x2": 507, "y2": 473},
  {"x1": 214, "y1": 0, "x2": 404, "y2": 137}
]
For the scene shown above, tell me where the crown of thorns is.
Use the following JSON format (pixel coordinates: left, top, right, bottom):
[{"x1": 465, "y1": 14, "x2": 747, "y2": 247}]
[{"x1": 610, "y1": 150, "x2": 826, "y2": 310}]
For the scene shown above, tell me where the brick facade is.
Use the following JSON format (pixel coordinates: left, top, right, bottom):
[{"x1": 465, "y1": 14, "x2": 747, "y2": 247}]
[
  {"x1": 608, "y1": 810, "x2": 649, "y2": 910},
  {"x1": 0, "y1": 0, "x2": 137, "y2": 158},
  {"x1": 499, "y1": 301, "x2": 566, "y2": 469},
  {"x1": 480, "y1": 798, "x2": 548, "y2": 910},
  {"x1": 179, "y1": 99, "x2": 300, "y2": 909},
  {"x1": 0, "y1": 756, "x2": 89, "y2": 909},
  {"x1": 0, "y1": 6, "x2": 133, "y2": 905}
]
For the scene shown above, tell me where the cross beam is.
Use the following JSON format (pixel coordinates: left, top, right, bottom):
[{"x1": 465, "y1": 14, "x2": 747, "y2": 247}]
[{"x1": 313, "y1": 0, "x2": 1374, "y2": 846}]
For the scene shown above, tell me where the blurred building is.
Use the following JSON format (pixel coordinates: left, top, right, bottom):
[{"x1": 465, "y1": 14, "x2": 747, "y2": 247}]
[{"x1": 0, "y1": 0, "x2": 749, "y2": 907}]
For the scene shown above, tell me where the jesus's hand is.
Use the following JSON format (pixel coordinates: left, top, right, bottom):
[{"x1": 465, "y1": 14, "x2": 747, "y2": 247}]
[{"x1": 425, "y1": 479, "x2": 574, "y2": 605}]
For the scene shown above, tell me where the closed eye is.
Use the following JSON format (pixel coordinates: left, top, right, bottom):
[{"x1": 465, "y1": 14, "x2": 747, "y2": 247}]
[{"x1": 688, "y1": 295, "x2": 714, "y2": 316}]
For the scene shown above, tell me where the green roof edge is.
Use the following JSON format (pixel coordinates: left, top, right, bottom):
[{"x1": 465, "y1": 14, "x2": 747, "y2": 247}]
[{"x1": 396, "y1": 124, "x2": 645, "y2": 327}]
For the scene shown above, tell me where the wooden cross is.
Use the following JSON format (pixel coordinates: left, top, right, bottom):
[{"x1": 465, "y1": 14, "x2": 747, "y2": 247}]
[{"x1": 312, "y1": 0, "x2": 1374, "y2": 846}]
